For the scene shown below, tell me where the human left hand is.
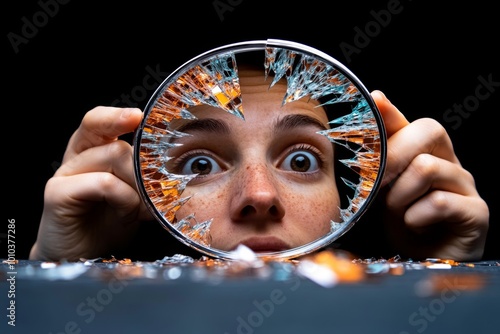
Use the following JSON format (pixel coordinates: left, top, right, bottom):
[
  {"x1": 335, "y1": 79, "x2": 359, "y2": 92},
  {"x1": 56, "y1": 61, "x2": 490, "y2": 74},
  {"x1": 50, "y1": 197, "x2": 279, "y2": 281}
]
[{"x1": 372, "y1": 90, "x2": 489, "y2": 261}]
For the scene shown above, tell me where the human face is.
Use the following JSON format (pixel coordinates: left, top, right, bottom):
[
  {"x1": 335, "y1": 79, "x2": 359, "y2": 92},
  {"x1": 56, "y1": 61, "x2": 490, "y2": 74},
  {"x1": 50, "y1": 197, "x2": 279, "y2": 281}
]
[{"x1": 167, "y1": 68, "x2": 340, "y2": 252}]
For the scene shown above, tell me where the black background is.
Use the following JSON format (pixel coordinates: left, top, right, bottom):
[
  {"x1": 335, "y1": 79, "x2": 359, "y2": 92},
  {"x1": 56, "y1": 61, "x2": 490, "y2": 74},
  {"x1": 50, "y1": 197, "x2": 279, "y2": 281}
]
[{"x1": 4, "y1": 0, "x2": 499, "y2": 260}]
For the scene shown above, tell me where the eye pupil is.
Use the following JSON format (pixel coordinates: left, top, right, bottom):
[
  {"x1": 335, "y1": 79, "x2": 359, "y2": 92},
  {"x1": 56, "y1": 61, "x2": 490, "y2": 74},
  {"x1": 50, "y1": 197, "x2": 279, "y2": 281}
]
[
  {"x1": 291, "y1": 154, "x2": 311, "y2": 172},
  {"x1": 192, "y1": 158, "x2": 212, "y2": 174}
]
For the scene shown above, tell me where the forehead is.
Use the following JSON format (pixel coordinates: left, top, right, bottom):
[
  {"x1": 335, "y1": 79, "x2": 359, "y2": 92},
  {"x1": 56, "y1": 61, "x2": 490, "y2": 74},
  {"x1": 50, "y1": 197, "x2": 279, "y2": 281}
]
[{"x1": 183, "y1": 67, "x2": 329, "y2": 125}]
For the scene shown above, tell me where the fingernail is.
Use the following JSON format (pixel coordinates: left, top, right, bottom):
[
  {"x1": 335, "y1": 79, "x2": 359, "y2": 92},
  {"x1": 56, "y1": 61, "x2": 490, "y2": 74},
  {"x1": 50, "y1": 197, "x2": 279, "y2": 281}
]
[
  {"x1": 375, "y1": 90, "x2": 388, "y2": 101},
  {"x1": 120, "y1": 108, "x2": 134, "y2": 119}
]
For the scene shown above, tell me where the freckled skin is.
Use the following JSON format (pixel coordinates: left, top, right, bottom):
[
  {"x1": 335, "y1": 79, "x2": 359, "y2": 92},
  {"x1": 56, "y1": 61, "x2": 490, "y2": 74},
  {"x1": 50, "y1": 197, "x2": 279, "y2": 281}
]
[{"x1": 173, "y1": 69, "x2": 340, "y2": 252}]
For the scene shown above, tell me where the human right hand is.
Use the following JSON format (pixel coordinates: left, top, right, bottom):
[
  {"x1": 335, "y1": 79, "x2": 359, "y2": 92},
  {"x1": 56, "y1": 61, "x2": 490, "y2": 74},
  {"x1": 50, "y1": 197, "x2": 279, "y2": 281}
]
[{"x1": 29, "y1": 107, "x2": 153, "y2": 261}]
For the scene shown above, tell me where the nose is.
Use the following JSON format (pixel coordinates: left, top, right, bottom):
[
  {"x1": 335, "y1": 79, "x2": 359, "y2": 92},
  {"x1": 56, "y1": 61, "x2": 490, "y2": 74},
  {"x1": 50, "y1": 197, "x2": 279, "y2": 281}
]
[{"x1": 230, "y1": 163, "x2": 286, "y2": 223}]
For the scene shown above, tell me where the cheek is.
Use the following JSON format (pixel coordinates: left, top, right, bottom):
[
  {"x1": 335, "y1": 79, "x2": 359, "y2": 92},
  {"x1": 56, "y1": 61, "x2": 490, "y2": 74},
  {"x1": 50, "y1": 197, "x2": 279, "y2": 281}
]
[
  {"x1": 175, "y1": 186, "x2": 232, "y2": 250},
  {"x1": 285, "y1": 186, "x2": 339, "y2": 234},
  {"x1": 176, "y1": 186, "x2": 227, "y2": 223}
]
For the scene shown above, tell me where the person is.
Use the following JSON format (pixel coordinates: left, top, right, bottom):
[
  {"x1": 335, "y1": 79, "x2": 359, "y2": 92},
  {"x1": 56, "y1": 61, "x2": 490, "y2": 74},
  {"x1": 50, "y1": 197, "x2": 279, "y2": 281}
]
[
  {"x1": 162, "y1": 66, "x2": 340, "y2": 253},
  {"x1": 29, "y1": 64, "x2": 489, "y2": 263}
]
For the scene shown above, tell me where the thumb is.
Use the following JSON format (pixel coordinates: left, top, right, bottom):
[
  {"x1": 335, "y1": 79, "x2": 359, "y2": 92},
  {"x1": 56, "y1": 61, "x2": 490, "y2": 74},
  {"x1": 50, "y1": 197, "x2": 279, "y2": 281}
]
[{"x1": 371, "y1": 90, "x2": 409, "y2": 137}]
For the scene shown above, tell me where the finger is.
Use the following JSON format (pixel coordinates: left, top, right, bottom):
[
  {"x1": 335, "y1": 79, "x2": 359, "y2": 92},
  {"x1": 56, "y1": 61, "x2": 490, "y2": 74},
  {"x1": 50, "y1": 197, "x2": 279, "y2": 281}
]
[
  {"x1": 386, "y1": 154, "x2": 479, "y2": 210},
  {"x1": 385, "y1": 118, "x2": 461, "y2": 186},
  {"x1": 403, "y1": 190, "x2": 489, "y2": 234},
  {"x1": 56, "y1": 140, "x2": 137, "y2": 189},
  {"x1": 45, "y1": 172, "x2": 150, "y2": 223},
  {"x1": 371, "y1": 90, "x2": 409, "y2": 137},
  {"x1": 400, "y1": 190, "x2": 488, "y2": 261},
  {"x1": 64, "y1": 107, "x2": 143, "y2": 162},
  {"x1": 372, "y1": 90, "x2": 458, "y2": 180}
]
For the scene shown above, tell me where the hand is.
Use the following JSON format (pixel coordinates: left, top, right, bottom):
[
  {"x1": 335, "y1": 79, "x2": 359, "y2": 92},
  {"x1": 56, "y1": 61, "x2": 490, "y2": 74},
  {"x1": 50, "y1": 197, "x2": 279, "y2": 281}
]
[
  {"x1": 29, "y1": 107, "x2": 153, "y2": 261},
  {"x1": 372, "y1": 90, "x2": 489, "y2": 261}
]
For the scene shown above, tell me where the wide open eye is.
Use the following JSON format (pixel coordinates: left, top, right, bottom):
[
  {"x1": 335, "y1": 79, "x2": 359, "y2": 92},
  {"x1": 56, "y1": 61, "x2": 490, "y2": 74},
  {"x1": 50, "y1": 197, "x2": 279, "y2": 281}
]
[
  {"x1": 180, "y1": 155, "x2": 222, "y2": 175},
  {"x1": 280, "y1": 149, "x2": 319, "y2": 173}
]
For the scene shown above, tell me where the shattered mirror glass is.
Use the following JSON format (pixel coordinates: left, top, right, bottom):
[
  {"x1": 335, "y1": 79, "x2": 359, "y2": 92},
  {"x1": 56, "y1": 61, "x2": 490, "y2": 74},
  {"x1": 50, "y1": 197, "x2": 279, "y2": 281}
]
[{"x1": 133, "y1": 39, "x2": 386, "y2": 260}]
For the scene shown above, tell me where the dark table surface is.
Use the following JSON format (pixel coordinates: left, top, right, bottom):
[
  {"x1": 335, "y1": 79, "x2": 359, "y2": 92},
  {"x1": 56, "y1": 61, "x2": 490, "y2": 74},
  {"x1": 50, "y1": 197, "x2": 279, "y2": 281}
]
[{"x1": 1, "y1": 253, "x2": 499, "y2": 334}]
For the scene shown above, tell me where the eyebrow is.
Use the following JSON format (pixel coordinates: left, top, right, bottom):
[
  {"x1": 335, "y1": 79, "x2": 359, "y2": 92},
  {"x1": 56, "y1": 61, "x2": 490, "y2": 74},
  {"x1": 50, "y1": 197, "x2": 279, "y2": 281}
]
[
  {"x1": 174, "y1": 118, "x2": 231, "y2": 135},
  {"x1": 172, "y1": 113, "x2": 328, "y2": 139},
  {"x1": 275, "y1": 114, "x2": 328, "y2": 132}
]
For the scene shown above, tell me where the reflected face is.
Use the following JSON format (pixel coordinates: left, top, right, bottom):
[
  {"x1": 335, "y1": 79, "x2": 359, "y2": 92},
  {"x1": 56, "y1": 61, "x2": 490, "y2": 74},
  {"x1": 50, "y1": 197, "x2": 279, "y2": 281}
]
[{"x1": 167, "y1": 68, "x2": 340, "y2": 252}]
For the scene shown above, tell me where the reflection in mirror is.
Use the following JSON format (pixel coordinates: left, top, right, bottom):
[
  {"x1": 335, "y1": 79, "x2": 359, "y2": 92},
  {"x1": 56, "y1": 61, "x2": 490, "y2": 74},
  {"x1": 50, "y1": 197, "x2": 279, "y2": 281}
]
[{"x1": 133, "y1": 39, "x2": 386, "y2": 260}]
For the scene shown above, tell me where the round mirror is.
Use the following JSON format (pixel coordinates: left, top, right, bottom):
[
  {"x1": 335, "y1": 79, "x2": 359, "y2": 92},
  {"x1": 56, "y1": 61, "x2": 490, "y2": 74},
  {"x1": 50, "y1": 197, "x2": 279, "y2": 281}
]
[{"x1": 133, "y1": 39, "x2": 386, "y2": 260}]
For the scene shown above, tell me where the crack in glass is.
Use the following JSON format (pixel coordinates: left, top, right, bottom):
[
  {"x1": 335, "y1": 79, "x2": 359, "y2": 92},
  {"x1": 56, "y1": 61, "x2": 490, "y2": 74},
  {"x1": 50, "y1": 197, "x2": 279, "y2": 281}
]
[{"x1": 134, "y1": 40, "x2": 385, "y2": 259}]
